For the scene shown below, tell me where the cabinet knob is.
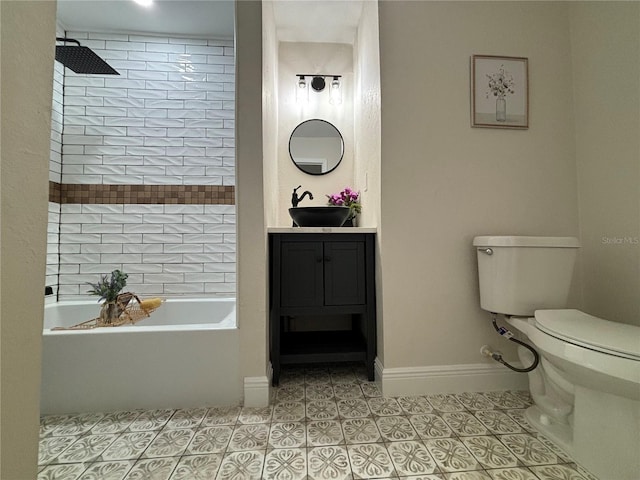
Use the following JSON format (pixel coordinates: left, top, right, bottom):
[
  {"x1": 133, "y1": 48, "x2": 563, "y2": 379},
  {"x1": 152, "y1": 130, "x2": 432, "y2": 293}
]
[
  {"x1": 324, "y1": 256, "x2": 332, "y2": 262},
  {"x1": 316, "y1": 256, "x2": 323, "y2": 263}
]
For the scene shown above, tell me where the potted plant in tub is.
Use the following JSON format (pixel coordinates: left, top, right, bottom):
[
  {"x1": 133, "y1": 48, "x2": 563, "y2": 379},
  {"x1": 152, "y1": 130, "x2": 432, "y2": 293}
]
[{"x1": 87, "y1": 269, "x2": 130, "y2": 325}]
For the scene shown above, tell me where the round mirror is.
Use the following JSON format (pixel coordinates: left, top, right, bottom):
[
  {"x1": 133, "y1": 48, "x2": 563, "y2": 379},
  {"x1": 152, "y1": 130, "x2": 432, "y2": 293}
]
[{"x1": 289, "y1": 119, "x2": 344, "y2": 175}]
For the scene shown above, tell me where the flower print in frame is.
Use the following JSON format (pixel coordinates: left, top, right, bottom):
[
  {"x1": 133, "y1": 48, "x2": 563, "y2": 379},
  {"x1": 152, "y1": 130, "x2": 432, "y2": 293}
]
[{"x1": 471, "y1": 55, "x2": 528, "y2": 129}]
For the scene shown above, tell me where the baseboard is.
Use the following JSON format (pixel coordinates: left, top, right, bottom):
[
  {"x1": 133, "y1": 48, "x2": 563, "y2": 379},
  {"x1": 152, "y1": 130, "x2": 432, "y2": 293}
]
[
  {"x1": 243, "y1": 366, "x2": 271, "y2": 407},
  {"x1": 375, "y1": 358, "x2": 528, "y2": 397}
]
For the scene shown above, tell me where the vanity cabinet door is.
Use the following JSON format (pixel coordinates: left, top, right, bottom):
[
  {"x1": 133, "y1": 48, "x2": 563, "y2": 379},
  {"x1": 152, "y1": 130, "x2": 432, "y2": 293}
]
[
  {"x1": 324, "y1": 241, "x2": 365, "y2": 305},
  {"x1": 280, "y1": 241, "x2": 324, "y2": 307}
]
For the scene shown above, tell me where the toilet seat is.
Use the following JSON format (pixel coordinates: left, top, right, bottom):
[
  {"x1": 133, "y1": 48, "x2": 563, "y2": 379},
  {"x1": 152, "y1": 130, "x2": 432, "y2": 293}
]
[{"x1": 534, "y1": 309, "x2": 640, "y2": 361}]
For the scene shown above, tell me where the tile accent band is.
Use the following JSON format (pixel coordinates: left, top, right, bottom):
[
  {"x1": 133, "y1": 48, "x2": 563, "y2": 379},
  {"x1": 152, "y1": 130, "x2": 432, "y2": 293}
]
[{"x1": 49, "y1": 181, "x2": 235, "y2": 205}]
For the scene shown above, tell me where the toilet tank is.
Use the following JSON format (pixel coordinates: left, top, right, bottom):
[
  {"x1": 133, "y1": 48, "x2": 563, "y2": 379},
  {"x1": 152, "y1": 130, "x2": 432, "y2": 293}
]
[{"x1": 473, "y1": 236, "x2": 580, "y2": 316}]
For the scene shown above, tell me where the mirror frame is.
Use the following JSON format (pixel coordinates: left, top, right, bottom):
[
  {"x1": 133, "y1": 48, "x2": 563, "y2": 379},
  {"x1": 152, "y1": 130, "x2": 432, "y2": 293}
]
[{"x1": 288, "y1": 119, "x2": 344, "y2": 176}]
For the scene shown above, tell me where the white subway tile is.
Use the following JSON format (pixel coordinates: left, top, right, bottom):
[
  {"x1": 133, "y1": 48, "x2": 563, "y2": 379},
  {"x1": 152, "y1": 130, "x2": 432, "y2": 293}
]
[
  {"x1": 60, "y1": 244, "x2": 82, "y2": 254},
  {"x1": 224, "y1": 273, "x2": 236, "y2": 283},
  {"x1": 86, "y1": 87, "x2": 128, "y2": 97},
  {"x1": 102, "y1": 234, "x2": 143, "y2": 244},
  {"x1": 65, "y1": 116, "x2": 105, "y2": 126},
  {"x1": 223, "y1": 234, "x2": 236, "y2": 244},
  {"x1": 126, "y1": 166, "x2": 166, "y2": 176},
  {"x1": 83, "y1": 165, "x2": 125, "y2": 176},
  {"x1": 206, "y1": 128, "x2": 234, "y2": 138},
  {"x1": 142, "y1": 175, "x2": 182, "y2": 184},
  {"x1": 80, "y1": 263, "x2": 121, "y2": 274},
  {"x1": 126, "y1": 127, "x2": 167, "y2": 137},
  {"x1": 164, "y1": 205, "x2": 204, "y2": 214},
  {"x1": 165, "y1": 166, "x2": 205, "y2": 176},
  {"x1": 166, "y1": 146, "x2": 205, "y2": 156},
  {"x1": 183, "y1": 157, "x2": 217, "y2": 166},
  {"x1": 128, "y1": 70, "x2": 168, "y2": 80},
  {"x1": 164, "y1": 283, "x2": 205, "y2": 294},
  {"x1": 144, "y1": 273, "x2": 184, "y2": 284},
  {"x1": 128, "y1": 89, "x2": 168, "y2": 99},
  {"x1": 207, "y1": 54, "x2": 234, "y2": 65},
  {"x1": 167, "y1": 91, "x2": 207, "y2": 100},
  {"x1": 123, "y1": 205, "x2": 164, "y2": 214},
  {"x1": 60, "y1": 224, "x2": 81, "y2": 234},
  {"x1": 59, "y1": 253, "x2": 101, "y2": 264},
  {"x1": 185, "y1": 82, "x2": 223, "y2": 92},
  {"x1": 143, "y1": 156, "x2": 182, "y2": 166},
  {"x1": 88, "y1": 32, "x2": 127, "y2": 41},
  {"x1": 65, "y1": 77, "x2": 104, "y2": 87},
  {"x1": 184, "y1": 176, "x2": 221, "y2": 185},
  {"x1": 185, "y1": 273, "x2": 226, "y2": 283},
  {"x1": 106, "y1": 40, "x2": 146, "y2": 51},
  {"x1": 128, "y1": 51, "x2": 168, "y2": 62},
  {"x1": 102, "y1": 175, "x2": 145, "y2": 184},
  {"x1": 143, "y1": 118, "x2": 184, "y2": 128},
  {"x1": 205, "y1": 110, "x2": 234, "y2": 120},
  {"x1": 127, "y1": 108, "x2": 168, "y2": 118},
  {"x1": 126, "y1": 146, "x2": 167, "y2": 156},
  {"x1": 64, "y1": 105, "x2": 85, "y2": 116},
  {"x1": 203, "y1": 224, "x2": 236, "y2": 234},
  {"x1": 104, "y1": 78, "x2": 146, "y2": 89},
  {"x1": 170, "y1": 37, "x2": 207, "y2": 46},
  {"x1": 62, "y1": 164, "x2": 84, "y2": 175},
  {"x1": 185, "y1": 119, "x2": 224, "y2": 128},
  {"x1": 85, "y1": 106, "x2": 128, "y2": 117},
  {"x1": 99, "y1": 49, "x2": 129, "y2": 60},
  {"x1": 163, "y1": 224, "x2": 203, "y2": 234},
  {"x1": 209, "y1": 39, "x2": 233, "y2": 47},
  {"x1": 124, "y1": 224, "x2": 164, "y2": 234},
  {"x1": 184, "y1": 214, "x2": 222, "y2": 224},
  {"x1": 123, "y1": 263, "x2": 164, "y2": 274},
  {"x1": 145, "y1": 80, "x2": 185, "y2": 91},
  {"x1": 81, "y1": 224, "x2": 124, "y2": 234},
  {"x1": 223, "y1": 253, "x2": 236, "y2": 263},
  {"x1": 205, "y1": 283, "x2": 235, "y2": 293},
  {"x1": 202, "y1": 263, "x2": 235, "y2": 273},
  {"x1": 64, "y1": 134, "x2": 103, "y2": 145},
  {"x1": 130, "y1": 34, "x2": 168, "y2": 43},
  {"x1": 184, "y1": 138, "x2": 223, "y2": 147},
  {"x1": 62, "y1": 174, "x2": 103, "y2": 184},
  {"x1": 85, "y1": 125, "x2": 127, "y2": 136},
  {"x1": 102, "y1": 254, "x2": 142, "y2": 263},
  {"x1": 223, "y1": 214, "x2": 236, "y2": 224},
  {"x1": 163, "y1": 263, "x2": 204, "y2": 273},
  {"x1": 168, "y1": 72, "x2": 207, "y2": 83},
  {"x1": 61, "y1": 204, "x2": 82, "y2": 214},
  {"x1": 167, "y1": 128, "x2": 205, "y2": 138},
  {"x1": 205, "y1": 147, "x2": 235, "y2": 157},
  {"x1": 144, "y1": 138, "x2": 184, "y2": 147},
  {"x1": 104, "y1": 117, "x2": 145, "y2": 127},
  {"x1": 102, "y1": 214, "x2": 143, "y2": 224},
  {"x1": 103, "y1": 155, "x2": 143, "y2": 165},
  {"x1": 58, "y1": 264, "x2": 79, "y2": 274},
  {"x1": 82, "y1": 204, "x2": 124, "y2": 214},
  {"x1": 124, "y1": 244, "x2": 162, "y2": 254},
  {"x1": 167, "y1": 109, "x2": 205, "y2": 119},
  {"x1": 104, "y1": 136, "x2": 145, "y2": 146},
  {"x1": 168, "y1": 53, "x2": 207, "y2": 64},
  {"x1": 144, "y1": 99, "x2": 184, "y2": 109},
  {"x1": 184, "y1": 234, "x2": 223, "y2": 244},
  {"x1": 142, "y1": 254, "x2": 183, "y2": 263},
  {"x1": 84, "y1": 146, "x2": 126, "y2": 155},
  {"x1": 81, "y1": 244, "x2": 122, "y2": 254},
  {"x1": 222, "y1": 176, "x2": 235, "y2": 186},
  {"x1": 187, "y1": 45, "x2": 224, "y2": 55},
  {"x1": 142, "y1": 214, "x2": 182, "y2": 224},
  {"x1": 146, "y1": 42, "x2": 186, "y2": 53},
  {"x1": 143, "y1": 233, "x2": 183, "y2": 243},
  {"x1": 103, "y1": 97, "x2": 145, "y2": 109},
  {"x1": 164, "y1": 244, "x2": 203, "y2": 253}
]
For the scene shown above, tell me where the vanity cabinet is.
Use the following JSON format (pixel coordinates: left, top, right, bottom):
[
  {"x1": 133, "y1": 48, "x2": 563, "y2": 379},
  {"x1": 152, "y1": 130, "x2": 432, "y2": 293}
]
[{"x1": 269, "y1": 233, "x2": 376, "y2": 385}]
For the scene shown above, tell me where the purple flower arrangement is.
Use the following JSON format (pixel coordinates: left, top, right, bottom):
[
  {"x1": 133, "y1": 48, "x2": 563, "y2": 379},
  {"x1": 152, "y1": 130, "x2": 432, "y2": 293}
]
[{"x1": 327, "y1": 187, "x2": 362, "y2": 219}]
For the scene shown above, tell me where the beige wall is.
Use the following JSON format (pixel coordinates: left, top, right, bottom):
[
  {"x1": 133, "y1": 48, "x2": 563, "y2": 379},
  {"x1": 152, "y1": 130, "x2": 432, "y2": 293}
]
[
  {"x1": 378, "y1": 1, "x2": 580, "y2": 368},
  {"x1": 570, "y1": 2, "x2": 640, "y2": 326},
  {"x1": 0, "y1": 1, "x2": 56, "y2": 477},
  {"x1": 236, "y1": 1, "x2": 268, "y2": 382}
]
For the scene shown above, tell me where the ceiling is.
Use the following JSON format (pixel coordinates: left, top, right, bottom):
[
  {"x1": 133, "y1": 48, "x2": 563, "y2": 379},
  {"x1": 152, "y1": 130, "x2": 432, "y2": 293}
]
[
  {"x1": 57, "y1": 0, "x2": 364, "y2": 44},
  {"x1": 56, "y1": 0, "x2": 235, "y2": 38}
]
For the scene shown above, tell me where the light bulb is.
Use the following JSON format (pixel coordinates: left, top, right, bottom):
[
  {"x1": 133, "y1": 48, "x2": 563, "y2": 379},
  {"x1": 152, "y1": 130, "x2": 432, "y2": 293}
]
[
  {"x1": 329, "y1": 76, "x2": 342, "y2": 105},
  {"x1": 133, "y1": 0, "x2": 153, "y2": 7},
  {"x1": 296, "y1": 75, "x2": 308, "y2": 103}
]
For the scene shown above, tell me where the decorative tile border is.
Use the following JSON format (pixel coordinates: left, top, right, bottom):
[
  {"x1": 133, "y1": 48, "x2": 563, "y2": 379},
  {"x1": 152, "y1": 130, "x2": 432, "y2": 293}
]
[{"x1": 49, "y1": 181, "x2": 234, "y2": 205}]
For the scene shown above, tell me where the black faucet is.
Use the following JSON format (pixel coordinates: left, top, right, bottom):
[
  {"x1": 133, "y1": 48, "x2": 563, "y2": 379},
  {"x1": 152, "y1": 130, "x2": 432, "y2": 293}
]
[{"x1": 291, "y1": 185, "x2": 313, "y2": 207}]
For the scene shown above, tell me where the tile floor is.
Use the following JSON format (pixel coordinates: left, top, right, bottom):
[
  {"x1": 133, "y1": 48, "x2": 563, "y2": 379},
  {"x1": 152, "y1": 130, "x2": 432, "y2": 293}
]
[{"x1": 38, "y1": 363, "x2": 597, "y2": 480}]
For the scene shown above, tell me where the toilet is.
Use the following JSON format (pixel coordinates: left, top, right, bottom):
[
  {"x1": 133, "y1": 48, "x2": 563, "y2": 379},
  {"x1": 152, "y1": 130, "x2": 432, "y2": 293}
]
[{"x1": 473, "y1": 236, "x2": 640, "y2": 480}]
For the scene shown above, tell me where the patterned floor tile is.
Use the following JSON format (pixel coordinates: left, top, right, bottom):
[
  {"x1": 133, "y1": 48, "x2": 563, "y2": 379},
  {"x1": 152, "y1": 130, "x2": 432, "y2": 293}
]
[
  {"x1": 342, "y1": 417, "x2": 382, "y2": 444},
  {"x1": 306, "y1": 399, "x2": 339, "y2": 421},
  {"x1": 409, "y1": 414, "x2": 454, "y2": 439},
  {"x1": 306, "y1": 384, "x2": 336, "y2": 401},
  {"x1": 100, "y1": 431, "x2": 157, "y2": 461},
  {"x1": 387, "y1": 440, "x2": 438, "y2": 476},
  {"x1": 78, "y1": 460, "x2": 134, "y2": 480},
  {"x1": 165, "y1": 408, "x2": 207, "y2": 429},
  {"x1": 37, "y1": 463, "x2": 87, "y2": 480},
  {"x1": 483, "y1": 392, "x2": 529, "y2": 409},
  {"x1": 454, "y1": 392, "x2": 495, "y2": 411},
  {"x1": 485, "y1": 467, "x2": 539, "y2": 480},
  {"x1": 348, "y1": 443, "x2": 396, "y2": 479},
  {"x1": 445, "y1": 471, "x2": 492, "y2": 479},
  {"x1": 273, "y1": 401, "x2": 305, "y2": 422},
  {"x1": 473, "y1": 410, "x2": 523, "y2": 435},
  {"x1": 56, "y1": 434, "x2": 118, "y2": 464},
  {"x1": 276, "y1": 385, "x2": 306, "y2": 403},
  {"x1": 503, "y1": 410, "x2": 535, "y2": 432},
  {"x1": 269, "y1": 422, "x2": 306, "y2": 448},
  {"x1": 368, "y1": 397, "x2": 403, "y2": 416},
  {"x1": 40, "y1": 415, "x2": 71, "y2": 438},
  {"x1": 497, "y1": 434, "x2": 559, "y2": 466},
  {"x1": 426, "y1": 395, "x2": 465, "y2": 413},
  {"x1": 169, "y1": 454, "x2": 223, "y2": 480},
  {"x1": 128, "y1": 409, "x2": 174, "y2": 432},
  {"x1": 397, "y1": 474, "x2": 445, "y2": 480},
  {"x1": 461, "y1": 436, "x2": 519, "y2": 469},
  {"x1": 334, "y1": 383, "x2": 364, "y2": 399},
  {"x1": 376, "y1": 416, "x2": 419, "y2": 441},
  {"x1": 306, "y1": 420, "x2": 344, "y2": 447},
  {"x1": 331, "y1": 371, "x2": 358, "y2": 384},
  {"x1": 216, "y1": 450, "x2": 265, "y2": 480},
  {"x1": 338, "y1": 398, "x2": 371, "y2": 418},
  {"x1": 186, "y1": 426, "x2": 233, "y2": 454},
  {"x1": 424, "y1": 438, "x2": 481, "y2": 473},
  {"x1": 227, "y1": 423, "x2": 269, "y2": 451},
  {"x1": 361, "y1": 382, "x2": 383, "y2": 397},
  {"x1": 441, "y1": 412, "x2": 489, "y2": 436},
  {"x1": 39, "y1": 435, "x2": 78, "y2": 465},
  {"x1": 397, "y1": 396, "x2": 433, "y2": 414},
  {"x1": 91, "y1": 411, "x2": 141, "y2": 435},
  {"x1": 50, "y1": 413, "x2": 105, "y2": 437},
  {"x1": 238, "y1": 405, "x2": 274, "y2": 424},
  {"x1": 307, "y1": 445, "x2": 351, "y2": 480},
  {"x1": 202, "y1": 406, "x2": 241, "y2": 426},
  {"x1": 143, "y1": 428, "x2": 195, "y2": 458},
  {"x1": 263, "y1": 448, "x2": 307, "y2": 480},
  {"x1": 529, "y1": 464, "x2": 588, "y2": 479},
  {"x1": 124, "y1": 457, "x2": 179, "y2": 480}
]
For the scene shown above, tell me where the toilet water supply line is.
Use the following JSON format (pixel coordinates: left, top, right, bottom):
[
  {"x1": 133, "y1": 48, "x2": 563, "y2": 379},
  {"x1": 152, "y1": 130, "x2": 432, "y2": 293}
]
[{"x1": 484, "y1": 313, "x2": 540, "y2": 373}]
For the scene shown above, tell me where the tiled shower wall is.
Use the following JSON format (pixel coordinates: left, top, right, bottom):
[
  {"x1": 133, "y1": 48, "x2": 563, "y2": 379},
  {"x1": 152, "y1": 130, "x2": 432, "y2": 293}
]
[{"x1": 47, "y1": 32, "x2": 236, "y2": 301}]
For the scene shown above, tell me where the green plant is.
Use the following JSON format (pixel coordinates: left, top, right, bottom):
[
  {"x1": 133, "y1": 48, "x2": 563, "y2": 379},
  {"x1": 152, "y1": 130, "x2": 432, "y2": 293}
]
[{"x1": 87, "y1": 269, "x2": 128, "y2": 302}]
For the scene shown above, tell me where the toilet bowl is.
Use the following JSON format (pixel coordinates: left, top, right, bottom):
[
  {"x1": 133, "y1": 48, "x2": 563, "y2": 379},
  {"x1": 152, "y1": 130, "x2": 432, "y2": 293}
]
[
  {"x1": 506, "y1": 310, "x2": 640, "y2": 480},
  {"x1": 473, "y1": 236, "x2": 640, "y2": 480}
]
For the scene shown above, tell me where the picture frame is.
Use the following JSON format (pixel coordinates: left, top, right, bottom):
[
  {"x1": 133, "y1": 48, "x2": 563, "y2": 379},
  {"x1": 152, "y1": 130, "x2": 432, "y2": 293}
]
[{"x1": 471, "y1": 55, "x2": 528, "y2": 129}]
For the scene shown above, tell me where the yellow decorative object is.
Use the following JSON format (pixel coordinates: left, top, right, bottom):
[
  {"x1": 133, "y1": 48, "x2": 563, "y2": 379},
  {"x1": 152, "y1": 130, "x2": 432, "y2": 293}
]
[{"x1": 54, "y1": 293, "x2": 165, "y2": 330}]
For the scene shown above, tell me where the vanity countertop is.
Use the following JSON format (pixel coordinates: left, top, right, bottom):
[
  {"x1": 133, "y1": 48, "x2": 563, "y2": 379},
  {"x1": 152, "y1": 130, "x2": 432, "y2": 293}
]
[{"x1": 267, "y1": 227, "x2": 377, "y2": 234}]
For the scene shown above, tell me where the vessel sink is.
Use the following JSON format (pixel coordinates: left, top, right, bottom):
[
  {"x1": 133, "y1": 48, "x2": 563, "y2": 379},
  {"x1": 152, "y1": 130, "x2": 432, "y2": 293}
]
[{"x1": 289, "y1": 206, "x2": 351, "y2": 227}]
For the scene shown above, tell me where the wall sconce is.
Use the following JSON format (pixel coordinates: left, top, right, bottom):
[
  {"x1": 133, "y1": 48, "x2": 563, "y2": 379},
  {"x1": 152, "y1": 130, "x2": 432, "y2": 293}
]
[{"x1": 296, "y1": 74, "x2": 342, "y2": 105}]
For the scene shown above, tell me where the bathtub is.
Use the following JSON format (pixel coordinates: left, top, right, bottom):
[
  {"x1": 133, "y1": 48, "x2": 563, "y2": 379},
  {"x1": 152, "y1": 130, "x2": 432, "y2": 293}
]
[{"x1": 41, "y1": 297, "x2": 240, "y2": 415}]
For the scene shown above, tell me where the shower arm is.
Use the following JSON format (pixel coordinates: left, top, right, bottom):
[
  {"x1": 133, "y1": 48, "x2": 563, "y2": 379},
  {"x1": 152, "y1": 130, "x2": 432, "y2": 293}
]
[{"x1": 56, "y1": 37, "x2": 82, "y2": 46}]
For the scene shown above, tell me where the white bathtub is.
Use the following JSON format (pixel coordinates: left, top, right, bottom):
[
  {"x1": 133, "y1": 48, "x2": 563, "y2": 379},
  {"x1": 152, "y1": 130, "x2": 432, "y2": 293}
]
[{"x1": 41, "y1": 297, "x2": 240, "y2": 414}]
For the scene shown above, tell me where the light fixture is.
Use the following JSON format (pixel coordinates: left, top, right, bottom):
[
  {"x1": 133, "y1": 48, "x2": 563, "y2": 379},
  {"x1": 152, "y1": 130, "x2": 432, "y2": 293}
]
[
  {"x1": 295, "y1": 74, "x2": 342, "y2": 105},
  {"x1": 329, "y1": 76, "x2": 342, "y2": 105},
  {"x1": 133, "y1": 0, "x2": 153, "y2": 7},
  {"x1": 296, "y1": 75, "x2": 308, "y2": 103}
]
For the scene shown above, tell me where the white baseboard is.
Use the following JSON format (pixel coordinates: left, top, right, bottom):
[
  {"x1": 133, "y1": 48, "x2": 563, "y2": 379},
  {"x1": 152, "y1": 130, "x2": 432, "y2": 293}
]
[
  {"x1": 375, "y1": 358, "x2": 528, "y2": 397},
  {"x1": 243, "y1": 365, "x2": 272, "y2": 407}
]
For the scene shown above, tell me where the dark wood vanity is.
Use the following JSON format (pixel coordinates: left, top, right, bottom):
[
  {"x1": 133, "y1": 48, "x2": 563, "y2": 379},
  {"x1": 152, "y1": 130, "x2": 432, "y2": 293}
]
[{"x1": 269, "y1": 231, "x2": 377, "y2": 385}]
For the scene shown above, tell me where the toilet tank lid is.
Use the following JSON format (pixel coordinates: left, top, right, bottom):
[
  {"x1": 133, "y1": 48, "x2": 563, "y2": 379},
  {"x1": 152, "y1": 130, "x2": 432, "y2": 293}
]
[
  {"x1": 473, "y1": 236, "x2": 580, "y2": 248},
  {"x1": 535, "y1": 309, "x2": 640, "y2": 359}
]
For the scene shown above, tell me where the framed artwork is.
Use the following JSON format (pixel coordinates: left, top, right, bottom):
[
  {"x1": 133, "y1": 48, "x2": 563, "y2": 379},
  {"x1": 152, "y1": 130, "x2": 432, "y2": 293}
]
[{"x1": 471, "y1": 55, "x2": 528, "y2": 129}]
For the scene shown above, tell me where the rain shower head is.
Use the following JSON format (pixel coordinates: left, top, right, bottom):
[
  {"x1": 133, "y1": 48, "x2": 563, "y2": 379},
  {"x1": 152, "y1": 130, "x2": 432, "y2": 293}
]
[{"x1": 55, "y1": 38, "x2": 119, "y2": 75}]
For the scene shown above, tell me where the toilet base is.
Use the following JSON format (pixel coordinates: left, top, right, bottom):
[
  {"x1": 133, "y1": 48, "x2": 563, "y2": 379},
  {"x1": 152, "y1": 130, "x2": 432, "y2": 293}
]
[{"x1": 524, "y1": 404, "x2": 573, "y2": 456}]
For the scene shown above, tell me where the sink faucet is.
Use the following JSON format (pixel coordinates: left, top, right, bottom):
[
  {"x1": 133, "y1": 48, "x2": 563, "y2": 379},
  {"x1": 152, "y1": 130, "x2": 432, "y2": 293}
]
[{"x1": 291, "y1": 185, "x2": 313, "y2": 207}]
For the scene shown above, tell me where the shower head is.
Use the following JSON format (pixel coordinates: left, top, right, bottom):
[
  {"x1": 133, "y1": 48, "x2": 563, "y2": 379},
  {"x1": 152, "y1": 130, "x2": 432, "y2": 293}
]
[{"x1": 55, "y1": 38, "x2": 119, "y2": 75}]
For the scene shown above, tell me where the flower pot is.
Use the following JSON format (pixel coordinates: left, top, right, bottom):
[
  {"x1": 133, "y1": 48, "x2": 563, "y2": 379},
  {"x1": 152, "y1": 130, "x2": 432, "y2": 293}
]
[{"x1": 99, "y1": 301, "x2": 120, "y2": 325}]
